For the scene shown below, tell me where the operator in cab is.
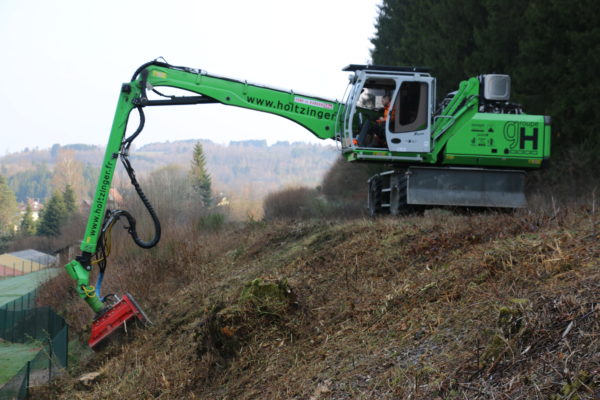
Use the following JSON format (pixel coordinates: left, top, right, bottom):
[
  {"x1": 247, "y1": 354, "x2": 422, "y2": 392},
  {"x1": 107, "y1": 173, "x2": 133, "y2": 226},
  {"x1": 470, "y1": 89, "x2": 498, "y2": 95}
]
[{"x1": 368, "y1": 94, "x2": 391, "y2": 147}]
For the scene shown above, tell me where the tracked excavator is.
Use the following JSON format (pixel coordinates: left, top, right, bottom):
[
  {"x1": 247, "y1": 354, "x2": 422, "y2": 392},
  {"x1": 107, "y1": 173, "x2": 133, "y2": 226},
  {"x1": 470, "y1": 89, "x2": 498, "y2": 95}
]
[{"x1": 65, "y1": 60, "x2": 550, "y2": 348}]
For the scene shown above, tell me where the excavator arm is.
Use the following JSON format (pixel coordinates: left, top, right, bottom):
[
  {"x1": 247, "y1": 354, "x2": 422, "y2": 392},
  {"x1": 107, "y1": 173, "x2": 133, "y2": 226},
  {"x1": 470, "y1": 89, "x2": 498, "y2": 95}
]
[
  {"x1": 136, "y1": 61, "x2": 340, "y2": 140},
  {"x1": 65, "y1": 60, "x2": 342, "y2": 347}
]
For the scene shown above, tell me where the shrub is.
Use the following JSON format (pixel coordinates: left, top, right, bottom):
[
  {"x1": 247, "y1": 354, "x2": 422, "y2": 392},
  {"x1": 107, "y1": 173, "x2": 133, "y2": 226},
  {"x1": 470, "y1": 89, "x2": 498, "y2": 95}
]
[
  {"x1": 198, "y1": 213, "x2": 226, "y2": 232},
  {"x1": 263, "y1": 186, "x2": 322, "y2": 220}
]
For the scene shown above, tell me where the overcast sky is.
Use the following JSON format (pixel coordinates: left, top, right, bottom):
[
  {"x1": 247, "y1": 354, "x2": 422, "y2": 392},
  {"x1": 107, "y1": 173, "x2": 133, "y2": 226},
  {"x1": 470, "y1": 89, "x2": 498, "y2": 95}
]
[{"x1": 0, "y1": 0, "x2": 381, "y2": 154}]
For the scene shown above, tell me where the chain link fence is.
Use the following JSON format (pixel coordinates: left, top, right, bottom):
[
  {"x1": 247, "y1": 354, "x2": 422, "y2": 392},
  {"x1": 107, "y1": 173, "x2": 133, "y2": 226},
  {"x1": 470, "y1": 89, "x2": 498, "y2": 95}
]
[{"x1": 0, "y1": 290, "x2": 68, "y2": 400}]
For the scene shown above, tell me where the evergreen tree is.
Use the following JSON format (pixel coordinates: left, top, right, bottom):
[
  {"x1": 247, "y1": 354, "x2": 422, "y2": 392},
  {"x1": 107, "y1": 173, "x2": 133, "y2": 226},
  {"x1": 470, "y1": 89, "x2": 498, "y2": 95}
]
[
  {"x1": 370, "y1": 0, "x2": 600, "y2": 178},
  {"x1": 0, "y1": 175, "x2": 18, "y2": 236},
  {"x1": 189, "y1": 142, "x2": 212, "y2": 208},
  {"x1": 371, "y1": 0, "x2": 486, "y2": 95},
  {"x1": 63, "y1": 184, "x2": 77, "y2": 213},
  {"x1": 20, "y1": 204, "x2": 36, "y2": 236},
  {"x1": 37, "y1": 191, "x2": 67, "y2": 237}
]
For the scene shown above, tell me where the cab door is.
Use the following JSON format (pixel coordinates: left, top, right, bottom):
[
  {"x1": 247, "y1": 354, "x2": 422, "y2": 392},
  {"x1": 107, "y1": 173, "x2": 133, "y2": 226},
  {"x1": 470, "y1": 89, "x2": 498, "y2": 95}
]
[{"x1": 386, "y1": 76, "x2": 435, "y2": 153}]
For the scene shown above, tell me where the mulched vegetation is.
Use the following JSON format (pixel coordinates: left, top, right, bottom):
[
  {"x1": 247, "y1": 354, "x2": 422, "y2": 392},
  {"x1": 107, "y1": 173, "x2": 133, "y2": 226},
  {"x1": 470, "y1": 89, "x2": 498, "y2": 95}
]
[{"x1": 32, "y1": 204, "x2": 600, "y2": 399}]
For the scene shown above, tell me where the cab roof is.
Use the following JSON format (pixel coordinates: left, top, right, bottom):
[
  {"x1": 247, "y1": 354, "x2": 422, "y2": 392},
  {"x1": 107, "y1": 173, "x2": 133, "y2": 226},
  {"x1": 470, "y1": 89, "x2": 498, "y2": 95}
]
[{"x1": 343, "y1": 64, "x2": 431, "y2": 73}]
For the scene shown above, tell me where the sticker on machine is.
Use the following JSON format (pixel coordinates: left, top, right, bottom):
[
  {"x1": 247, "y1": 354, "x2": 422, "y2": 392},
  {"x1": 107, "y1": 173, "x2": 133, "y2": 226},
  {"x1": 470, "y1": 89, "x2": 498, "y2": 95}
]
[{"x1": 294, "y1": 97, "x2": 334, "y2": 110}]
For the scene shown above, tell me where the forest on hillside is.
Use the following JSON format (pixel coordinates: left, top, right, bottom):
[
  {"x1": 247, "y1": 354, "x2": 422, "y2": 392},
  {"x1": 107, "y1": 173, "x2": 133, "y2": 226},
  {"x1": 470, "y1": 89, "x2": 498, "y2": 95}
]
[
  {"x1": 372, "y1": 0, "x2": 600, "y2": 191},
  {"x1": 0, "y1": 140, "x2": 337, "y2": 211},
  {"x1": 0, "y1": 140, "x2": 338, "y2": 252}
]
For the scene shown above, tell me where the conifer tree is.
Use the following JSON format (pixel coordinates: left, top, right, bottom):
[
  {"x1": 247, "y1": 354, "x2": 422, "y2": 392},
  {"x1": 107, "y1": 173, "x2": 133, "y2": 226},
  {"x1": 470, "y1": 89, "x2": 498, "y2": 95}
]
[
  {"x1": 189, "y1": 142, "x2": 212, "y2": 208},
  {"x1": 20, "y1": 204, "x2": 36, "y2": 236},
  {"x1": 63, "y1": 184, "x2": 77, "y2": 213},
  {"x1": 37, "y1": 191, "x2": 67, "y2": 237},
  {"x1": 0, "y1": 175, "x2": 18, "y2": 236}
]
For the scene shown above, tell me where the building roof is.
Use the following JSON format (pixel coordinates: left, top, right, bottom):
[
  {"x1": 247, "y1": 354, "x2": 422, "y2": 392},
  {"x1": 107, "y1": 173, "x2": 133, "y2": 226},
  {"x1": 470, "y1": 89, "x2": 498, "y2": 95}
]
[{"x1": 8, "y1": 250, "x2": 56, "y2": 266}]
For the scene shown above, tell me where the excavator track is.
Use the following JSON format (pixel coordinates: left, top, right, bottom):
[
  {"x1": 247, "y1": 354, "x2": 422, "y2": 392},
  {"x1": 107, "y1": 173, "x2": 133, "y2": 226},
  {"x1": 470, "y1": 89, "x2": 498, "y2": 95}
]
[{"x1": 367, "y1": 167, "x2": 527, "y2": 215}]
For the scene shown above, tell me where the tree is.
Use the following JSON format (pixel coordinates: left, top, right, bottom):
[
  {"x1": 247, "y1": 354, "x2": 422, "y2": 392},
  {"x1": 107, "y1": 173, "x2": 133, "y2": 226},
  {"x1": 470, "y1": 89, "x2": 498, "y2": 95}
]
[
  {"x1": 50, "y1": 143, "x2": 61, "y2": 159},
  {"x1": 8, "y1": 163, "x2": 52, "y2": 202},
  {"x1": 189, "y1": 142, "x2": 212, "y2": 208},
  {"x1": 20, "y1": 204, "x2": 36, "y2": 236},
  {"x1": 142, "y1": 164, "x2": 194, "y2": 224},
  {"x1": 0, "y1": 175, "x2": 18, "y2": 236},
  {"x1": 371, "y1": 0, "x2": 486, "y2": 96},
  {"x1": 37, "y1": 191, "x2": 67, "y2": 237},
  {"x1": 371, "y1": 0, "x2": 600, "y2": 170},
  {"x1": 63, "y1": 184, "x2": 77, "y2": 213},
  {"x1": 52, "y1": 149, "x2": 85, "y2": 200}
]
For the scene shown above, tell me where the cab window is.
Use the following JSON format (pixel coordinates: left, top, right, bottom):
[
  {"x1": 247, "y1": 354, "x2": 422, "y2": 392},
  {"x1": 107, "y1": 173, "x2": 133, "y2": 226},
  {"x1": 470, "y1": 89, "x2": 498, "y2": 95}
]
[{"x1": 391, "y1": 81, "x2": 429, "y2": 133}]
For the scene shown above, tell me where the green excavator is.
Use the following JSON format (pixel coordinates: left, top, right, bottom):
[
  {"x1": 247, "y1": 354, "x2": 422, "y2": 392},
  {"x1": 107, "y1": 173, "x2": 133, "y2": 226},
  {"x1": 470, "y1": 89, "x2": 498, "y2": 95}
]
[{"x1": 65, "y1": 60, "x2": 550, "y2": 347}]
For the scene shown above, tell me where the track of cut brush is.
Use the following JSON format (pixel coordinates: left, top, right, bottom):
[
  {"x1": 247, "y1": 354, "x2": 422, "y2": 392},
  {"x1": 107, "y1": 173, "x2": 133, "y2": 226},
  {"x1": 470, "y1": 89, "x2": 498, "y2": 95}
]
[{"x1": 33, "y1": 208, "x2": 600, "y2": 399}]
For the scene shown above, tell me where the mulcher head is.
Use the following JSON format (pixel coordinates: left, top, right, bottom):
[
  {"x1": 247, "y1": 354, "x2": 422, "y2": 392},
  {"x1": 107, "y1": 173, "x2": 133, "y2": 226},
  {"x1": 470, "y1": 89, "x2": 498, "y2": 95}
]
[{"x1": 89, "y1": 293, "x2": 151, "y2": 348}]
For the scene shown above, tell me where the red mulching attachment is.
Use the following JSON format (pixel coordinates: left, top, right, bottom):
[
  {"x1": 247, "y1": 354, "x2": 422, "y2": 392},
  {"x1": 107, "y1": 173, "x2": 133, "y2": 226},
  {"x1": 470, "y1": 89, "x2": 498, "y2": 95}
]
[{"x1": 88, "y1": 293, "x2": 150, "y2": 348}]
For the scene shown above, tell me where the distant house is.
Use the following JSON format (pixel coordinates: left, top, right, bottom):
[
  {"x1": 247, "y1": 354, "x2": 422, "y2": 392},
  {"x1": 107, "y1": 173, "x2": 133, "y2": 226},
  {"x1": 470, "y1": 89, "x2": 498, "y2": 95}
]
[
  {"x1": 18, "y1": 198, "x2": 44, "y2": 221},
  {"x1": 81, "y1": 188, "x2": 123, "y2": 213}
]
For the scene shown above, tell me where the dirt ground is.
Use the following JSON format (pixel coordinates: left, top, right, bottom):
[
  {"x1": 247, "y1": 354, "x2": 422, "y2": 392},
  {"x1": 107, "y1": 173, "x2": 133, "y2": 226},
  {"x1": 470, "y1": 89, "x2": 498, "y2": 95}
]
[{"x1": 31, "y1": 206, "x2": 600, "y2": 399}]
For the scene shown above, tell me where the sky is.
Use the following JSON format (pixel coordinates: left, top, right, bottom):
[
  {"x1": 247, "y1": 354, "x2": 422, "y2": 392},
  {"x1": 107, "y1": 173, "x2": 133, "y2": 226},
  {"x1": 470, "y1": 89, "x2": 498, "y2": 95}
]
[{"x1": 0, "y1": 0, "x2": 381, "y2": 154}]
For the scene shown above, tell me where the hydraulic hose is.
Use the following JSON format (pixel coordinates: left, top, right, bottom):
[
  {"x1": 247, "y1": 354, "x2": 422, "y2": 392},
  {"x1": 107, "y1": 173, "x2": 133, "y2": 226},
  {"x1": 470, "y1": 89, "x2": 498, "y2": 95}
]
[{"x1": 119, "y1": 106, "x2": 161, "y2": 249}]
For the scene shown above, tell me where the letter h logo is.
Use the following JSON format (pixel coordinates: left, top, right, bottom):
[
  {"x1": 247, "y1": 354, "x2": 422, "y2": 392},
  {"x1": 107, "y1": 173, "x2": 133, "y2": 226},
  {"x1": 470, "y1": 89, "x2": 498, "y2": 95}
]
[{"x1": 519, "y1": 127, "x2": 538, "y2": 150}]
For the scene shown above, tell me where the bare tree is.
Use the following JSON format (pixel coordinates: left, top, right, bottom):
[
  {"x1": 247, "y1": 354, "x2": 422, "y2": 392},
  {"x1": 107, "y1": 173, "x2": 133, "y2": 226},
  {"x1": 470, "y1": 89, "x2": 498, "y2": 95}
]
[{"x1": 52, "y1": 149, "x2": 85, "y2": 200}]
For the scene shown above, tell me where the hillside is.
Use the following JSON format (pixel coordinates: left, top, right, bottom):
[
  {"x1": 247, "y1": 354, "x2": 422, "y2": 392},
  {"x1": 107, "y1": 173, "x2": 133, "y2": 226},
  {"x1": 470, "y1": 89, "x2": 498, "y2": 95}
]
[
  {"x1": 0, "y1": 140, "x2": 338, "y2": 217},
  {"x1": 33, "y1": 204, "x2": 600, "y2": 399}
]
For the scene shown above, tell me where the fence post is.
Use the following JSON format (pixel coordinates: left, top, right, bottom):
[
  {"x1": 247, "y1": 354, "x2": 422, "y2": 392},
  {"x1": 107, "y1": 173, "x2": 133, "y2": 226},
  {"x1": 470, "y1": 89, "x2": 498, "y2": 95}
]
[
  {"x1": 0, "y1": 305, "x2": 4, "y2": 339},
  {"x1": 25, "y1": 360, "x2": 31, "y2": 398},
  {"x1": 20, "y1": 295, "x2": 24, "y2": 342},
  {"x1": 8, "y1": 300, "x2": 14, "y2": 342},
  {"x1": 34, "y1": 306, "x2": 37, "y2": 339},
  {"x1": 65, "y1": 325, "x2": 69, "y2": 370},
  {"x1": 48, "y1": 335, "x2": 53, "y2": 383}
]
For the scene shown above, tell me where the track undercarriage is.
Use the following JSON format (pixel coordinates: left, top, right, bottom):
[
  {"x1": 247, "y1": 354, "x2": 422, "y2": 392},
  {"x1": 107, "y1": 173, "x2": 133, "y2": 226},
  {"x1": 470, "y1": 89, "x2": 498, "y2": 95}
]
[{"x1": 367, "y1": 166, "x2": 527, "y2": 216}]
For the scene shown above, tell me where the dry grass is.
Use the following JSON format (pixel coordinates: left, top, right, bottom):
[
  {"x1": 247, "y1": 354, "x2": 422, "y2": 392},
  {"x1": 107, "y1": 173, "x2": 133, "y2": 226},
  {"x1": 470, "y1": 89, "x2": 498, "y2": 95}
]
[{"x1": 31, "y1": 194, "x2": 600, "y2": 399}]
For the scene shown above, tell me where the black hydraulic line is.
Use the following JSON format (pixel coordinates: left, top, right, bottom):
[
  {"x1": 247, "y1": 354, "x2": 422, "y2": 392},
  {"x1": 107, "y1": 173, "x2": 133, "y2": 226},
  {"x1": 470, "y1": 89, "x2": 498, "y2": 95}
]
[
  {"x1": 131, "y1": 60, "x2": 172, "y2": 81},
  {"x1": 130, "y1": 59, "x2": 202, "y2": 81},
  {"x1": 141, "y1": 96, "x2": 219, "y2": 106},
  {"x1": 119, "y1": 157, "x2": 162, "y2": 249},
  {"x1": 123, "y1": 106, "x2": 145, "y2": 147},
  {"x1": 114, "y1": 106, "x2": 162, "y2": 249}
]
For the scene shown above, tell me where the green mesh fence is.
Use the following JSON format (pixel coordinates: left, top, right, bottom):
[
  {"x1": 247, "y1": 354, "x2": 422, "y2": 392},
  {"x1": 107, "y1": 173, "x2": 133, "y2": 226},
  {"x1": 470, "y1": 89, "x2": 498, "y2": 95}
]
[
  {"x1": 0, "y1": 362, "x2": 28, "y2": 400},
  {"x1": 0, "y1": 293, "x2": 68, "y2": 400},
  {"x1": 0, "y1": 299, "x2": 64, "y2": 344}
]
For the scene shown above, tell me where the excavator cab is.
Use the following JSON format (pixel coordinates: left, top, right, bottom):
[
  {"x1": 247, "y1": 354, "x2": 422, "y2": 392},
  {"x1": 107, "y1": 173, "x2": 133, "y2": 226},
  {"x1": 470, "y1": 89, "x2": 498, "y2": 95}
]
[{"x1": 340, "y1": 65, "x2": 435, "y2": 159}]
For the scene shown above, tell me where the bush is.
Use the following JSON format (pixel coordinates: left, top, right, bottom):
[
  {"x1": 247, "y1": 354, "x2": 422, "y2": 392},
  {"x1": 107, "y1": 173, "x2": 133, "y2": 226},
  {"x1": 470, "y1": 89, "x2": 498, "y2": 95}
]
[
  {"x1": 263, "y1": 187, "x2": 322, "y2": 220},
  {"x1": 198, "y1": 213, "x2": 226, "y2": 232}
]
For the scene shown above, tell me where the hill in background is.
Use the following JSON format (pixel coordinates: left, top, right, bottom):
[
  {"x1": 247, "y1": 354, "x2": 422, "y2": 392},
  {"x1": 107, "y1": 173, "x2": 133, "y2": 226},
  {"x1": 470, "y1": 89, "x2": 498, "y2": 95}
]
[{"x1": 0, "y1": 140, "x2": 339, "y2": 217}]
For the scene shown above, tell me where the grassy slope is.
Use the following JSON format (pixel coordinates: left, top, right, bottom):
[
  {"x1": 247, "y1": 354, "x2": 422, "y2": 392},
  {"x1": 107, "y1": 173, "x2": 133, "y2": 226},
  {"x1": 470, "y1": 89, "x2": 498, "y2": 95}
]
[
  {"x1": 0, "y1": 269, "x2": 61, "y2": 307},
  {"x1": 32, "y1": 209, "x2": 600, "y2": 399},
  {"x1": 0, "y1": 341, "x2": 41, "y2": 385}
]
